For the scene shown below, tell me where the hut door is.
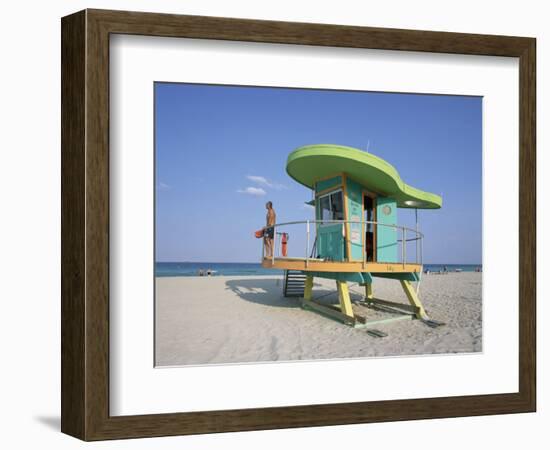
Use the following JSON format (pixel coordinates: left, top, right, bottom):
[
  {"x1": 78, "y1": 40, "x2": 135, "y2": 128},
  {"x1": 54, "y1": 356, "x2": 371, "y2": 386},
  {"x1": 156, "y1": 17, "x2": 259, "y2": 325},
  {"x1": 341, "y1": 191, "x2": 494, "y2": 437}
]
[
  {"x1": 363, "y1": 194, "x2": 376, "y2": 262},
  {"x1": 316, "y1": 190, "x2": 345, "y2": 261}
]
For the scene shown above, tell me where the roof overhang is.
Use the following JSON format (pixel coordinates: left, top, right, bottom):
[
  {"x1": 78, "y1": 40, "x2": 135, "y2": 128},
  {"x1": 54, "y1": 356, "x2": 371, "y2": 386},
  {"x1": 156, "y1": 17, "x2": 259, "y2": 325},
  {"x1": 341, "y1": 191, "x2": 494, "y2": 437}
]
[{"x1": 286, "y1": 144, "x2": 442, "y2": 209}]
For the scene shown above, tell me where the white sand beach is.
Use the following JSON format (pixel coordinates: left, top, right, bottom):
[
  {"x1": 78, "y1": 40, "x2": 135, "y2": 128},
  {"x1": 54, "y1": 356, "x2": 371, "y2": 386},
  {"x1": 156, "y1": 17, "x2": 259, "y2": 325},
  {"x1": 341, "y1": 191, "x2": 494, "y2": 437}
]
[{"x1": 155, "y1": 273, "x2": 482, "y2": 366}]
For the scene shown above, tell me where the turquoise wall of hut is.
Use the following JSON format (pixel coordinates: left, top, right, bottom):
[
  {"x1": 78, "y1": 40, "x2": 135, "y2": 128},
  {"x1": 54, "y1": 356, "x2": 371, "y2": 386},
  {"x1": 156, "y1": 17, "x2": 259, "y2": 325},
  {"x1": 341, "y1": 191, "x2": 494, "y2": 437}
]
[
  {"x1": 314, "y1": 173, "x2": 399, "y2": 264},
  {"x1": 375, "y1": 196, "x2": 398, "y2": 263}
]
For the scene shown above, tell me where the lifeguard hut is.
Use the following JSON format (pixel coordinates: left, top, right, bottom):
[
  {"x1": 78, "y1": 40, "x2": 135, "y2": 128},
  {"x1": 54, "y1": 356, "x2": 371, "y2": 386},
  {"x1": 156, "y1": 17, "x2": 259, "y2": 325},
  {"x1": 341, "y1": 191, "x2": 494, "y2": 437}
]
[{"x1": 262, "y1": 144, "x2": 443, "y2": 333}]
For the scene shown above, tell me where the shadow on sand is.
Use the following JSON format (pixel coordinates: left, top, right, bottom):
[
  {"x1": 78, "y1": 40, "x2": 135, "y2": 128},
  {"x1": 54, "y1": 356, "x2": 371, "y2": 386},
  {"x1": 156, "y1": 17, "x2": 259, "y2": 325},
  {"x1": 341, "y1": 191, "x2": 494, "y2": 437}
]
[
  {"x1": 225, "y1": 277, "x2": 297, "y2": 308},
  {"x1": 225, "y1": 277, "x2": 337, "y2": 308}
]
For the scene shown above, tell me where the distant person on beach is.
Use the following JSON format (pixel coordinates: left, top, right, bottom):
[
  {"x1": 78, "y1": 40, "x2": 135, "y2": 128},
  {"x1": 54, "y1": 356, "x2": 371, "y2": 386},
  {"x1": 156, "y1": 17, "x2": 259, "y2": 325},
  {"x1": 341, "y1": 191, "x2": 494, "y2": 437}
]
[
  {"x1": 264, "y1": 201, "x2": 276, "y2": 258},
  {"x1": 207, "y1": 268, "x2": 212, "y2": 276},
  {"x1": 198, "y1": 269, "x2": 204, "y2": 276}
]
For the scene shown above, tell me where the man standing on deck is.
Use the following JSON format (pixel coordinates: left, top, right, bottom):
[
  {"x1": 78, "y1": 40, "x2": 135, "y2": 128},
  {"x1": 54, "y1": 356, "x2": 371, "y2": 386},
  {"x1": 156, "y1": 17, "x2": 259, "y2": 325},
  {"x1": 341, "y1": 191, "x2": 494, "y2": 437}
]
[{"x1": 264, "y1": 201, "x2": 276, "y2": 258}]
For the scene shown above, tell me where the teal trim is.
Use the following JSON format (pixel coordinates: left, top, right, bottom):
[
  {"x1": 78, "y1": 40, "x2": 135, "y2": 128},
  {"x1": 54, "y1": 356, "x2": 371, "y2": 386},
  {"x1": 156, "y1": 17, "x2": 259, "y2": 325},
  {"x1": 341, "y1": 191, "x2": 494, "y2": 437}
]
[
  {"x1": 315, "y1": 176, "x2": 342, "y2": 193},
  {"x1": 308, "y1": 271, "x2": 373, "y2": 283},
  {"x1": 372, "y1": 272, "x2": 420, "y2": 282}
]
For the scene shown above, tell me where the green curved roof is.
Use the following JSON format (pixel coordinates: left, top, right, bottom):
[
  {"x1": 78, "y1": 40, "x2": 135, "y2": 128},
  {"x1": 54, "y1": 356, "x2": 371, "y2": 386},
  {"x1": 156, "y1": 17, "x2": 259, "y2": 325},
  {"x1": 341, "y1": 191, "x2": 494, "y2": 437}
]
[{"x1": 286, "y1": 144, "x2": 442, "y2": 209}]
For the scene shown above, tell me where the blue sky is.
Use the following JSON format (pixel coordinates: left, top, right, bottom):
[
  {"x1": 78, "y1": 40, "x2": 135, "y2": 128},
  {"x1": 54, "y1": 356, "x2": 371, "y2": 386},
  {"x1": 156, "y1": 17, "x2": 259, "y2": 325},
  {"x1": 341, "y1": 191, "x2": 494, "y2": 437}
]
[{"x1": 155, "y1": 83, "x2": 482, "y2": 264}]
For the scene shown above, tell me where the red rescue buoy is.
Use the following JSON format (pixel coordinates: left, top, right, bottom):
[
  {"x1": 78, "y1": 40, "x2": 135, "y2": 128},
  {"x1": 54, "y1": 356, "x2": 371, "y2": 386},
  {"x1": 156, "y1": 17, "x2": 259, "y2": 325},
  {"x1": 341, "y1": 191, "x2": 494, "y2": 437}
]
[{"x1": 281, "y1": 233, "x2": 289, "y2": 256}]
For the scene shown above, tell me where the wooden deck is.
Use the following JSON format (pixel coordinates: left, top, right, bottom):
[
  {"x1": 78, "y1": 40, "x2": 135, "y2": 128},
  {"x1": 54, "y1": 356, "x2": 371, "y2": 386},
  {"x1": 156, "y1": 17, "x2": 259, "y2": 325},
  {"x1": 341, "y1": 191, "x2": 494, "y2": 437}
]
[{"x1": 262, "y1": 257, "x2": 422, "y2": 273}]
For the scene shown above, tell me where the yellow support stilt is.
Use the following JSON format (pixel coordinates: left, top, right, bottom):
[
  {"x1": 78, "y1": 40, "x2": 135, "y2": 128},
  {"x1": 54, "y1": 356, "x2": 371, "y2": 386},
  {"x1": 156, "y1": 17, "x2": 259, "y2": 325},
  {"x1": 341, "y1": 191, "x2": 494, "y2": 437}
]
[
  {"x1": 336, "y1": 280, "x2": 354, "y2": 318},
  {"x1": 400, "y1": 280, "x2": 429, "y2": 320},
  {"x1": 365, "y1": 283, "x2": 373, "y2": 300},
  {"x1": 304, "y1": 275, "x2": 314, "y2": 301}
]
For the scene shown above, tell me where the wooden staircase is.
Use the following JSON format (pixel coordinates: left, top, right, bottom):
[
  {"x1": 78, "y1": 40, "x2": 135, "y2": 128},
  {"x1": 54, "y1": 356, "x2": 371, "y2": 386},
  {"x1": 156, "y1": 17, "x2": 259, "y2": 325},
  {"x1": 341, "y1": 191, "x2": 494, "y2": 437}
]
[{"x1": 283, "y1": 270, "x2": 307, "y2": 297}]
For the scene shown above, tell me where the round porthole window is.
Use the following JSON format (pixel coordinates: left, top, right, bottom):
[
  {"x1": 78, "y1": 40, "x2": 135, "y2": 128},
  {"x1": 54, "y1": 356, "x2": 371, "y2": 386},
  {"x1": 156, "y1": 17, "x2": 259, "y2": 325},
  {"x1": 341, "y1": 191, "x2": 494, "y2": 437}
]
[{"x1": 382, "y1": 205, "x2": 392, "y2": 216}]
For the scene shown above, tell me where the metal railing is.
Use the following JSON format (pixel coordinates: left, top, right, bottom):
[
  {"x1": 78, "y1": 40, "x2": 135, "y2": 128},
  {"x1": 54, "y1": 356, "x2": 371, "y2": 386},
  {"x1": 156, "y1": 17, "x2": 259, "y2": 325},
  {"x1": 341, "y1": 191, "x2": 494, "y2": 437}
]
[{"x1": 262, "y1": 219, "x2": 423, "y2": 267}]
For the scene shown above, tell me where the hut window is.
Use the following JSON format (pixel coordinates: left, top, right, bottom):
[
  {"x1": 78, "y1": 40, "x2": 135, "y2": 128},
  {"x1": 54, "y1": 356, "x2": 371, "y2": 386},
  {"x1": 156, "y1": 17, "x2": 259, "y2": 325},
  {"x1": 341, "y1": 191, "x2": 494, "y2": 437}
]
[{"x1": 319, "y1": 190, "x2": 344, "y2": 223}]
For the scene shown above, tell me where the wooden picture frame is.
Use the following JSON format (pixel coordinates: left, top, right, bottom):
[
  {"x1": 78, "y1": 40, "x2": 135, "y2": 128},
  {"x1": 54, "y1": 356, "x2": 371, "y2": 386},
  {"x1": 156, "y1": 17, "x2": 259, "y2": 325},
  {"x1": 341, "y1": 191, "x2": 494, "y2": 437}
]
[{"x1": 61, "y1": 9, "x2": 536, "y2": 441}]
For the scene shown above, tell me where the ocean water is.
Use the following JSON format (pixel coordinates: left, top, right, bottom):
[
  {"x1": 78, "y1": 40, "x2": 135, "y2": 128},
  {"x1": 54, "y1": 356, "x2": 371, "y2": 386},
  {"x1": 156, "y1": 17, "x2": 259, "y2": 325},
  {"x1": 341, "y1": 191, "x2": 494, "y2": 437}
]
[
  {"x1": 155, "y1": 262, "x2": 481, "y2": 277},
  {"x1": 156, "y1": 262, "x2": 284, "y2": 277},
  {"x1": 424, "y1": 264, "x2": 482, "y2": 273}
]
